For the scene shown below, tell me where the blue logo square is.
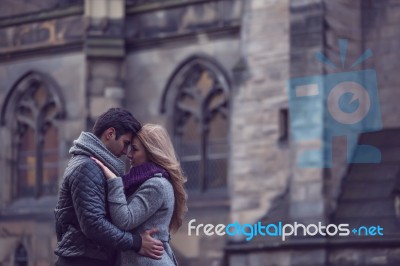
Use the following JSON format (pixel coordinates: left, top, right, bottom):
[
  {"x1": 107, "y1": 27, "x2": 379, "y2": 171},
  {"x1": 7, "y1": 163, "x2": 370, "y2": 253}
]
[{"x1": 288, "y1": 40, "x2": 382, "y2": 168}]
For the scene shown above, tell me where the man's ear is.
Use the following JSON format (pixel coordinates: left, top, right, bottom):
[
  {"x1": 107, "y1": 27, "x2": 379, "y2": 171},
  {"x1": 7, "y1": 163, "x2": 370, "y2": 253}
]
[{"x1": 105, "y1": 127, "x2": 115, "y2": 140}]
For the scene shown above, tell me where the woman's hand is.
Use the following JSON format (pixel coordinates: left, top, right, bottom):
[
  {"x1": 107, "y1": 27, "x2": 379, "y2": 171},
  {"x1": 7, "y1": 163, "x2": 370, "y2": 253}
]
[{"x1": 91, "y1": 157, "x2": 118, "y2": 180}]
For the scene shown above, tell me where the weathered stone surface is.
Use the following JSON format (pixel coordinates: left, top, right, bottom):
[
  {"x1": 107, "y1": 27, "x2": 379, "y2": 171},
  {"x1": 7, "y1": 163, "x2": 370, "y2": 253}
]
[
  {"x1": 0, "y1": 0, "x2": 60, "y2": 18},
  {"x1": 3, "y1": 0, "x2": 400, "y2": 266},
  {"x1": 0, "y1": 16, "x2": 84, "y2": 54},
  {"x1": 126, "y1": 0, "x2": 242, "y2": 40}
]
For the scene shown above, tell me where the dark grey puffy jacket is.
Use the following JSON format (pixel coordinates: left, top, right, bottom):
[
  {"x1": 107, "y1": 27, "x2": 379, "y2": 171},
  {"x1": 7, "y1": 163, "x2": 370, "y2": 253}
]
[{"x1": 54, "y1": 154, "x2": 141, "y2": 261}]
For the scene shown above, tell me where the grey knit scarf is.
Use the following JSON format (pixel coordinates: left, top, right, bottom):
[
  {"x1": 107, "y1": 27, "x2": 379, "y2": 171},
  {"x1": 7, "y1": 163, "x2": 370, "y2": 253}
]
[{"x1": 69, "y1": 132, "x2": 125, "y2": 176}]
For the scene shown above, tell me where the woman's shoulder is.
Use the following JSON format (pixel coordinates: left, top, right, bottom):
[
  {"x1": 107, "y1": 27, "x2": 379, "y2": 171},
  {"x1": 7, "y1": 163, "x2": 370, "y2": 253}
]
[
  {"x1": 142, "y1": 175, "x2": 173, "y2": 194},
  {"x1": 132, "y1": 176, "x2": 174, "y2": 207},
  {"x1": 145, "y1": 174, "x2": 171, "y2": 186}
]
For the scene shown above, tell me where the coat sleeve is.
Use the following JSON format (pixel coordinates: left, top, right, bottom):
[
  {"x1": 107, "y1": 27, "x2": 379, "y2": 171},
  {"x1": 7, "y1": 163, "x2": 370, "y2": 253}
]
[
  {"x1": 107, "y1": 177, "x2": 165, "y2": 231},
  {"x1": 69, "y1": 161, "x2": 142, "y2": 251}
]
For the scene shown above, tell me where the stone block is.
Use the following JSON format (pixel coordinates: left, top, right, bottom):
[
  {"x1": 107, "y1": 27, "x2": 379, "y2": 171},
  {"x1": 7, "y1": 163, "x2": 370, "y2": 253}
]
[
  {"x1": 89, "y1": 96, "x2": 120, "y2": 119},
  {"x1": 58, "y1": 120, "x2": 85, "y2": 142},
  {"x1": 251, "y1": 0, "x2": 281, "y2": 10},
  {"x1": 109, "y1": 0, "x2": 124, "y2": 19},
  {"x1": 90, "y1": 60, "x2": 120, "y2": 79},
  {"x1": 291, "y1": 185, "x2": 307, "y2": 202},
  {"x1": 105, "y1": 86, "x2": 125, "y2": 100},
  {"x1": 290, "y1": 0, "x2": 322, "y2": 10},
  {"x1": 249, "y1": 251, "x2": 291, "y2": 266},
  {"x1": 292, "y1": 167, "x2": 323, "y2": 183},
  {"x1": 88, "y1": 77, "x2": 106, "y2": 95},
  {"x1": 229, "y1": 254, "x2": 248, "y2": 266},
  {"x1": 305, "y1": 181, "x2": 323, "y2": 199},
  {"x1": 289, "y1": 201, "x2": 324, "y2": 219},
  {"x1": 291, "y1": 249, "x2": 326, "y2": 266},
  {"x1": 231, "y1": 194, "x2": 260, "y2": 212}
]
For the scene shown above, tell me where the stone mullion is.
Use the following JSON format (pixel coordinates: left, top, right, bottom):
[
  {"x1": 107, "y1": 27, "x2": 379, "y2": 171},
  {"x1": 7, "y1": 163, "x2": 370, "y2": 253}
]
[
  {"x1": 34, "y1": 124, "x2": 44, "y2": 198},
  {"x1": 200, "y1": 112, "x2": 208, "y2": 192}
]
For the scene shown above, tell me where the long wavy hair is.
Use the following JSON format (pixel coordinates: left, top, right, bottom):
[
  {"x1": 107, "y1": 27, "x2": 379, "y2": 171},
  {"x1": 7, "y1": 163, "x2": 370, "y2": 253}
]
[{"x1": 137, "y1": 124, "x2": 188, "y2": 233}]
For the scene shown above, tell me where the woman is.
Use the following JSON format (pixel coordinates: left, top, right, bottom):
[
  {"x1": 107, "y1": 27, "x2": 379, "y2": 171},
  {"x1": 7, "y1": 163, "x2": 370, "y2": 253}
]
[{"x1": 92, "y1": 124, "x2": 187, "y2": 265}]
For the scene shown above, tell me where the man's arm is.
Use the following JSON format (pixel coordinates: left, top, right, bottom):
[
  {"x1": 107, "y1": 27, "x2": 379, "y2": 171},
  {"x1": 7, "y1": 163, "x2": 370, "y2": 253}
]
[
  {"x1": 70, "y1": 161, "x2": 140, "y2": 251},
  {"x1": 69, "y1": 160, "x2": 164, "y2": 259}
]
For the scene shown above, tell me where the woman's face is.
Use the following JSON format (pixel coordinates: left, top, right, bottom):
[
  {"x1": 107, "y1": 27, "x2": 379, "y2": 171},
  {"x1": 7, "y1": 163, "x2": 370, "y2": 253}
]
[{"x1": 127, "y1": 137, "x2": 148, "y2": 167}]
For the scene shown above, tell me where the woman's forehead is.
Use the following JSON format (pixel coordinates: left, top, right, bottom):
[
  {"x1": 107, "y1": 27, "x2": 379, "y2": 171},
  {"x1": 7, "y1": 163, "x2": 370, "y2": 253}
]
[{"x1": 132, "y1": 137, "x2": 142, "y2": 145}]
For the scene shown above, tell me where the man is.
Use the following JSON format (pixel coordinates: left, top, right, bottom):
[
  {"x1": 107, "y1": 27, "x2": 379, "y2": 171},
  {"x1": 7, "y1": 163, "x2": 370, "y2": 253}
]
[{"x1": 54, "y1": 108, "x2": 163, "y2": 266}]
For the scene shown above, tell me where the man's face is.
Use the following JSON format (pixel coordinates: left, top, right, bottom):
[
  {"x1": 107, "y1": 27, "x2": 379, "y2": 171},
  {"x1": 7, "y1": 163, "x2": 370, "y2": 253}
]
[{"x1": 105, "y1": 129, "x2": 133, "y2": 158}]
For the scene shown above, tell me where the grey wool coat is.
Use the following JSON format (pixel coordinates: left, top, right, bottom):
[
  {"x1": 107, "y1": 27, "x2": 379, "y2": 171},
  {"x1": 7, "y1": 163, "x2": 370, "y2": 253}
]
[{"x1": 107, "y1": 174, "x2": 178, "y2": 266}]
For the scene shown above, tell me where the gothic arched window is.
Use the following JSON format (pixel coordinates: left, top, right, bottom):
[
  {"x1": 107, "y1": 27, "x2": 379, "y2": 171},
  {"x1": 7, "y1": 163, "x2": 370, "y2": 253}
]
[
  {"x1": 162, "y1": 57, "x2": 231, "y2": 192},
  {"x1": 1, "y1": 72, "x2": 64, "y2": 199}
]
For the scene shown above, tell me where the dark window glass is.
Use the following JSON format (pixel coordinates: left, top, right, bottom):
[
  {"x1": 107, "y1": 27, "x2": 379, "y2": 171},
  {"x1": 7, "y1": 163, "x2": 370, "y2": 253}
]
[
  {"x1": 17, "y1": 127, "x2": 36, "y2": 198},
  {"x1": 14, "y1": 244, "x2": 28, "y2": 266},
  {"x1": 15, "y1": 82, "x2": 62, "y2": 198},
  {"x1": 43, "y1": 125, "x2": 59, "y2": 196}
]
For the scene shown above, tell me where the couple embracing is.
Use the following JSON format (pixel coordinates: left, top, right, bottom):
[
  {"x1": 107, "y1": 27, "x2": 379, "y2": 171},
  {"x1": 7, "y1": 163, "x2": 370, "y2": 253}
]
[{"x1": 54, "y1": 108, "x2": 187, "y2": 266}]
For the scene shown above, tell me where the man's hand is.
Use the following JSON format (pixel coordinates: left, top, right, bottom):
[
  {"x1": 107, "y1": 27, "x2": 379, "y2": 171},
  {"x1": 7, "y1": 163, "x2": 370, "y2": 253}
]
[{"x1": 139, "y1": 229, "x2": 164, "y2": 260}]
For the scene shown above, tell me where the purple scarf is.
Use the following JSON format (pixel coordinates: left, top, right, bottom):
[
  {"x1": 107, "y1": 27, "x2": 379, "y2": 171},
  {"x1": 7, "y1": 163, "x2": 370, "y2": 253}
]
[{"x1": 122, "y1": 162, "x2": 169, "y2": 196}]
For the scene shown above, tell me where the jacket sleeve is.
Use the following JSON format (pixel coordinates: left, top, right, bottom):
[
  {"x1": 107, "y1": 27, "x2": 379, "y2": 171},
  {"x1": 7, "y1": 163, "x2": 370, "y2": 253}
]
[
  {"x1": 69, "y1": 161, "x2": 142, "y2": 251},
  {"x1": 107, "y1": 177, "x2": 165, "y2": 231}
]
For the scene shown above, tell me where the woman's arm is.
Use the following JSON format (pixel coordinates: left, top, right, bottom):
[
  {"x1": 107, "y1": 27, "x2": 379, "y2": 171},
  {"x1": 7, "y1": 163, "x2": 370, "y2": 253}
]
[
  {"x1": 91, "y1": 157, "x2": 165, "y2": 231},
  {"x1": 107, "y1": 177, "x2": 165, "y2": 231}
]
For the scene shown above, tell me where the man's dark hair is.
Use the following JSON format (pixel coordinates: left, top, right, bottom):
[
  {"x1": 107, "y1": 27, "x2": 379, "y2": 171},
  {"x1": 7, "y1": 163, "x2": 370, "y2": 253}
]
[{"x1": 93, "y1": 108, "x2": 141, "y2": 139}]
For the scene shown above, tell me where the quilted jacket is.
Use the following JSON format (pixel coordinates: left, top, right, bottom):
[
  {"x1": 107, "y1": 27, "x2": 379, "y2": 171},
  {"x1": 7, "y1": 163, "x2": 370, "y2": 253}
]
[{"x1": 54, "y1": 153, "x2": 141, "y2": 262}]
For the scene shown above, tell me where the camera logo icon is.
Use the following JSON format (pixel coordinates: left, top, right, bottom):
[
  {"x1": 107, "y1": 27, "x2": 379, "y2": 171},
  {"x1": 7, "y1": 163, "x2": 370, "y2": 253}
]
[
  {"x1": 288, "y1": 39, "x2": 382, "y2": 168},
  {"x1": 328, "y1": 81, "x2": 370, "y2": 125}
]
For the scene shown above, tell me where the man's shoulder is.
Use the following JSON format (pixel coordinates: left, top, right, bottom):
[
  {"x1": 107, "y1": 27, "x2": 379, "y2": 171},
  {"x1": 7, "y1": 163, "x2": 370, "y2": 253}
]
[
  {"x1": 66, "y1": 155, "x2": 103, "y2": 182},
  {"x1": 67, "y1": 154, "x2": 92, "y2": 171}
]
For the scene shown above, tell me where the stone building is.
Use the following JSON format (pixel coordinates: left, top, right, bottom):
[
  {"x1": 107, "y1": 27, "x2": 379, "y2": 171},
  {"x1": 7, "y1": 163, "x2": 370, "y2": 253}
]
[{"x1": 0, "y1": 0, "x2": 400, "y2": 266}]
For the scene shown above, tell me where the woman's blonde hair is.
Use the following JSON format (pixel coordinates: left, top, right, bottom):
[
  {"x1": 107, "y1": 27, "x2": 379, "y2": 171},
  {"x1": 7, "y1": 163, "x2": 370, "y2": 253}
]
[{"x1": 137, "y1": 124, "x2": 188, "y2": 233}]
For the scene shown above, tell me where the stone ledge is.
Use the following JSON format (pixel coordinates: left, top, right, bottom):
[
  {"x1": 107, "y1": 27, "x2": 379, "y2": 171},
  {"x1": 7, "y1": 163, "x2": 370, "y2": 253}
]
[{"x1": 0, "y1": 5, "x2": 83, "y2": 28}]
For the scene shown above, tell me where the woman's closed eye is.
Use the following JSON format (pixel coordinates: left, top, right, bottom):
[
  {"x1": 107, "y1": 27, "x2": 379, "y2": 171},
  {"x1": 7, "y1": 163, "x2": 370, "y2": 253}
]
[
  {"x1": 128, "y1": 145, "x2": 138, "y2": 153},
  {"x1": 132, "y1": 146, "x2": 139, "y2": 151}
]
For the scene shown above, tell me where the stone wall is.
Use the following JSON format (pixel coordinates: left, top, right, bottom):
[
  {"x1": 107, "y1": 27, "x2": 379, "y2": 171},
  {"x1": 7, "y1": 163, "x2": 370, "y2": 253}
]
[
  {"x1": 289, "y1": 0, "x2": 326, "y2": 227},
  {"x1": 229, "y1": 0, "x2": 290, "y2": 228},
  {"x1": 125, "y1": 37, "x2": 240, "y2": 124},
  {"x1": 124, "y1": 26, "x2": 240, "y2": 266},
  {"x1": 124, "y1": 1, "x2": 241, "y2": 265},
  {"x1": 0, "y1": 52, "x2": 85, "y2": 266},
  {"x1": 361, "y1": 0, "x2": 400, "y2": 128},
  {"x1": 125, "y1": 0, "x2": 242, "y2": 42},
  {"x1": 0, "y1": 0, "x2": 58, "y2": 17},
  {"x1": 326, "y1": 0, "x2": 400, "y2": 265},
  {"x1": 322, "y1": 0, "x2": 400, "y2": 219}
]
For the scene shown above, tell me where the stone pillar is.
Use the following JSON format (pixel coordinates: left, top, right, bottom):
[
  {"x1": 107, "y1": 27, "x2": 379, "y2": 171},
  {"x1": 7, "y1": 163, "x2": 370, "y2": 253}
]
[
  {"x1": 288, "y1": 0, "x2": 326, "y2": 220},
  {"x1": 323, "y1": 0, "x2": 364, "y2": 216},
  {"x1": 229, "y1": 0, "x2": 290, "y2": 227},
  {"x1": 0, "y1": 126, "x2": 13, "y2": 208},
  {"x1": 288, "y1": 0, "x2": 339, "y2": 265},
  {"x1": 85, "y1": 0, "x2": 126, "y2": 125}
]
